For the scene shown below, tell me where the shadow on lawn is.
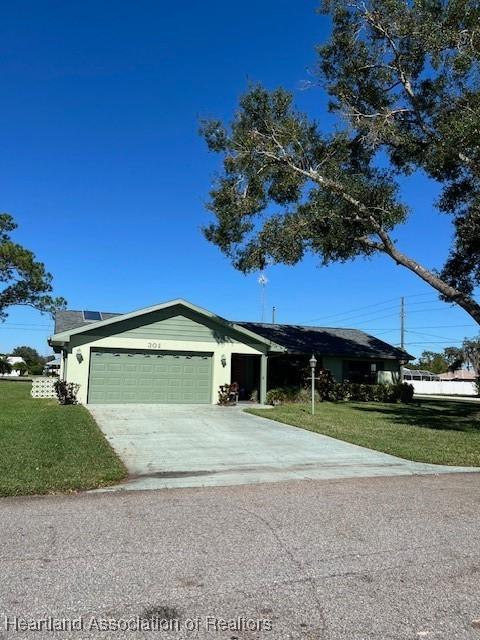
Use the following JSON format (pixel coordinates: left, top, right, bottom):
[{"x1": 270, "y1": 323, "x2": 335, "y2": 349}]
[{"x1": 353, "y1": 399, "x2": 480, "y2": 433}]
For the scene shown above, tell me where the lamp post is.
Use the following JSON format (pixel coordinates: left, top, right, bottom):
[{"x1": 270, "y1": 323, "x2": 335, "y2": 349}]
[{"x1": 309, "y1": 354, "x2": 317, "y2": 415}]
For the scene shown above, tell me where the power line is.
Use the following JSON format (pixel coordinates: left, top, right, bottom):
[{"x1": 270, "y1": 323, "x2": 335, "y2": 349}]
[
  {"x1": 406, "y1": 340, "x2": 465, "y2": 345},
  {"x1": 406, "y1": 329, "x2": 460, "y2": 341},
  {"x1": 2, "y1": 324, "x2": 52, "y2": 328},
  {"x1": 300, "y1": 291, "x2": 480, "y2": 326},
  {"x1": 402, "y1": 324, "x2": 476, "y2": 329},
  {"x1": 0, "y1": 327, "x2": 51, "y2": 332},
  {"x1": 405, "y1": 307, "x2": 454, "y2": 314},
  {"x1": 350, "y1": 324, "x2": 477, "y2": 331},
  {"x1": 302, "y1": 300, "x2": 450, "y2": 327},
  {"x1": 301, "y1": 297, "x2": 401, "y2": 324},
  {"x1": 353, "y1": 312, "x2": 405, "y2": 326}
]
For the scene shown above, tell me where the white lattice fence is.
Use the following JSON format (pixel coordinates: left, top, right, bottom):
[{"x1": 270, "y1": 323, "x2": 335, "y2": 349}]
[{"x1": 31, "y1": 377, "x2": 57, "y2": 399}]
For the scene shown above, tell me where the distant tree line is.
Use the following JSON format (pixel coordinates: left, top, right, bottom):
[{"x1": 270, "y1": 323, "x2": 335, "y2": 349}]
[
  {"x1": 0, "y1": 346, "x2": 54, "y2": 376},
  {"x1": 410, "y1": 338, "x2": 480, "y2": 375}
]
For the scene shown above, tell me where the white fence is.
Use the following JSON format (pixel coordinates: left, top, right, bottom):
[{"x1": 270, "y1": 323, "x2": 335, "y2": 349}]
[
  {"x1": 31, "y1": 377, "x2": 57, "y2": 399},
  {"x1": 409, "y1": 380, "x2": 477, "y2": 396}
]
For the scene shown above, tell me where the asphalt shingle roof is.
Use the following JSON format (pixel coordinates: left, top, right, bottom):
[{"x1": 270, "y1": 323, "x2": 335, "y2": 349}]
[
  {"x1": 54, "y1": 310, "x2": 411, "y2": 360},
  {"x1": 54, "y1": 311, "x2": 121, "y2": 334},
  {"x1": 237, "y1": 322, "x2": 411, "y2": 360}
]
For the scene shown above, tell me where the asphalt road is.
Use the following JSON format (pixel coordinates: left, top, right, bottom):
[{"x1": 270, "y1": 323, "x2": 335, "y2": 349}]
[{"x1": 1, "y1": 474, "x2": 480, "y2": 640}]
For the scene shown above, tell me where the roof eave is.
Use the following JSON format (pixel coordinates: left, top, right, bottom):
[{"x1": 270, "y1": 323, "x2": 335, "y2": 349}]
[
  {"x1": 274, "y1": 348, "x2": 411, "y2": 360},
  {"x1": 49, "y1": 299, "x2": 286, "y2": 350}
]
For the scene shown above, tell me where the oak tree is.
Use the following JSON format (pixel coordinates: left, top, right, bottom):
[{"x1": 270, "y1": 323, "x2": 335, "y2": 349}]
[
  {"x1": 201, "y1": 0, "x2": 480, "y2": 324},
  {"x1": 0, "y1": 214, "x2": 66, "y2": 321}
]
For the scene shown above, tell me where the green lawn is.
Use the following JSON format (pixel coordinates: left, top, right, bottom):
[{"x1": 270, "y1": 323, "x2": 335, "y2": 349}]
[
  {"x1": 247, "y1": 399, "x2": 480, "y2": 467},
  {"x1": 0, "y1": 381, "x2": 127, "y2": 497}
]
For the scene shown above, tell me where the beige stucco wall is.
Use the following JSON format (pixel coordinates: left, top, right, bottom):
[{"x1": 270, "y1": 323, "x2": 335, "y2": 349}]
[
  {"x1": 378, "y1": 360, "x2": 401, "y2": 384},
  {"x1": 65, "y1": 334, "x2": 267, "y2": 404}
]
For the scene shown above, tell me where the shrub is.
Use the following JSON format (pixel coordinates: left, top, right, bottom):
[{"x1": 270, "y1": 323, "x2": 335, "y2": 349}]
[
  {"x1": 29, "y1": 363, "x2": 44, "y2": 376},
  {"x1": 316, "y1": 368, "x2": 335, "y2": 401},
  {"x1": 0, "y1": 358, "x2": 12, "y2": 375},
  {"x1": 265, "y1": 381, "x2": 414, "y2": 405},
  {"x1": 397, "y1": 382, "x2": 415, "y2": 403},
  {"x1": 476, "y1": 377, "x2": 480, "y2": 397},
  {"x1": 54, "y1": 380, "x2": 80, "y2": 405},
  {"x1": 334, "y1": 381, "x2": 413, "y2": 404},
  {"x1": 13, "y1": 362, "x2": 28, "y2": 376},
  {"x1": 266, "y1": 387, "x2": 301, "y2": 405},
  {"x1": 217, "y1": 383, "x2": 239, "y2": 406},
  {"x1": 295, "y1": 387, "x2": 321, "y2": 404}
]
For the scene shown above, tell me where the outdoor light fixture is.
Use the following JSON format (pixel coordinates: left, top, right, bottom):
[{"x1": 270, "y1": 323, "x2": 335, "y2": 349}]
[
  {"x1": 221, "y1": 354, "x2": 227, "y2": 367},
  {"x1": 309, "y1": 354, "x2": 317, "y2": 416},
  {"x1": 76, "y1": 349, "x2": 83, "y2": 364}
]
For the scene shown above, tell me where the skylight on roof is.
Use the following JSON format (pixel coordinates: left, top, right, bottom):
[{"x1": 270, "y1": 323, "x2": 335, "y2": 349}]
[{"x1": 83, "y1": 310, "x2": 102, "y2": 322}]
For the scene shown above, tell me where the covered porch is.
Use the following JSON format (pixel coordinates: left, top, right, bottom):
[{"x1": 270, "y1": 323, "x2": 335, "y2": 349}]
[{"x1": 229, "y1": 352, "x2": 401, "y2": 405}]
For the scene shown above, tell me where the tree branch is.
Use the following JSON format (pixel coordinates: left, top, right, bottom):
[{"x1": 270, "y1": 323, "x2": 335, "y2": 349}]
[{"x1": 248, "y1": 137, "x2": 480, "y2": 324}]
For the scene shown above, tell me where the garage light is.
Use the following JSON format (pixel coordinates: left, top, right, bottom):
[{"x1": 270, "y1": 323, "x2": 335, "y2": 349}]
[
  {"x1": 76, "y1": 349, "x2": 83, "y2": 363},
  {"x1": 221, "y1": 354, "x2": 227, "y2": 367}
]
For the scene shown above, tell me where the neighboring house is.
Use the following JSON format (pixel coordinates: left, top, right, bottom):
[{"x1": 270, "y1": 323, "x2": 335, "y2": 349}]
[
  {"x1": 48, "y1": 299, "x2": 412, "y2": 405},
  {"x1": 402, "y1": 367, "x2": 441, "y2": 381},
  {"x1": 43, "y1": 356, "x2": 61, "y2": 376},
  {"x1": 1, "y1": 356, "x2": 27, "y2": 377},
  {"x1": 439, "y1": 369, "x2": 477, "y2": 382}
]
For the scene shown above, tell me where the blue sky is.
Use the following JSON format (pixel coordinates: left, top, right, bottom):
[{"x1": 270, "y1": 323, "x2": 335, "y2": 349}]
[{"x1": 1, "y1": 0, "x2": 478, "y2": 358}]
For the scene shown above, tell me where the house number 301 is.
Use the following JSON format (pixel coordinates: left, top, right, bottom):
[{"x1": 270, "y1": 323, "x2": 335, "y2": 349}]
[{"x1": 147, "y1": 342, "x2": 161, "y2": 349}]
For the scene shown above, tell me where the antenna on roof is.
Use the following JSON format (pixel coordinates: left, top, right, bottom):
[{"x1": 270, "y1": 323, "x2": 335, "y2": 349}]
[
  {"x1": 400, "y1": 296, "x2": 405, "y2": 349},
  {"x1": 258, "y1": 273, "x2": 268, "y2": 322},
  {"x1": 272, "y1": 306, "x2": 276, "y2": 324}
]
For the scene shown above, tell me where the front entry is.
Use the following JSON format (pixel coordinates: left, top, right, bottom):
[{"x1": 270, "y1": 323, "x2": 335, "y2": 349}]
[{"x1": 231, "y1": 354, "x2": 261, "y2": 401}]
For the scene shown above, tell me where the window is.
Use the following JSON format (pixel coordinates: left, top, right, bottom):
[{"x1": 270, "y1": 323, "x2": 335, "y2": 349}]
[
  {"x1": 83, "y1": 310, "x2": 102, "y2": 322},
  {"x1": 343, "y1": 360, "x2": 383, "y2": 384}
]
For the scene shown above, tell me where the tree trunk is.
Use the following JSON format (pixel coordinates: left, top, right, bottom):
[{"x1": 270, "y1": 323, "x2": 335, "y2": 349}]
[{"x1": 377, "y1": 230, "x2": 480, "y2": 326}]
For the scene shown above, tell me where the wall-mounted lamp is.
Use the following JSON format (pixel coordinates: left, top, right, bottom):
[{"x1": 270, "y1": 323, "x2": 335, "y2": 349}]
[
  {"x1": 76, "y1": 348, "x2": 83, "y2": 363},
  {"x1": 220, "y1": 354, "x2": 227, "y2": 368}
]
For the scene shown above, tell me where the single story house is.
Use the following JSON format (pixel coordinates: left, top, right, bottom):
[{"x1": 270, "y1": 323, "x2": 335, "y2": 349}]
[
  {"x1": 0, "y1": 356, "x2": 26, "y2": 377},
  {"x1": 48, "y1": 299, "x2": 412, "y2": 405},
  {"x1": 43, "y1": 356, "x2": 61, "y2": 376}
]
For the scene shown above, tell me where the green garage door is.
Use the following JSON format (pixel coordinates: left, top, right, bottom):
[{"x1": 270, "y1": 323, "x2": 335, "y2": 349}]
[{"x1": 88, "y1": 349, "x2": 213, "y2": 404}]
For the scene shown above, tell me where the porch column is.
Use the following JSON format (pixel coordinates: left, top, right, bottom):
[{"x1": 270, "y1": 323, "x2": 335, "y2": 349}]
[{"x1": 260, "y1": 354, "x2": 268, "y2": 404}]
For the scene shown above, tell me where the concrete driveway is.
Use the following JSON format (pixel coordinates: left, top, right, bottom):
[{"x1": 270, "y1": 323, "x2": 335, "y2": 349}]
[{"x1": 88, "y1": 404, "x2": 476, "y2": 491}]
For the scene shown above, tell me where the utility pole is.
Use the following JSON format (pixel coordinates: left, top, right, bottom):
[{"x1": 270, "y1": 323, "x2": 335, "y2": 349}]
[
  {"x1": 400, "y1": 296, "x2": 405, "y2": 350},
  {"x1": 272, "y1": 306, "x2": 276, "y2": 324}
]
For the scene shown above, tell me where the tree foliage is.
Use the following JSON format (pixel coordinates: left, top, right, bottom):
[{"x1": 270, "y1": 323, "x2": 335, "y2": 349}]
[
  {"x1": 0, "y1": 357, "x2": 12, "y2": 375},
  {"x1": 12, "y1": 361, "x2": 28, "y2": 375},
  {"x1": 201, "y1": 0, "x2": 480, "y2": 324},
  {"x1": 12, "y1": 345, "x2": 47, "y2": 374},
  {"x1": 0, "y1": 214, "x2": 66, "y2": 320},
  {"x1": 410, "y1": 340, "x2": 479, "y2": 375},
  {"x1": 409, "y1": 348, "x2": 461, "y2": 373},
  {"x1": 463, "y1": 336, "x2": 480, "y2": 375}
]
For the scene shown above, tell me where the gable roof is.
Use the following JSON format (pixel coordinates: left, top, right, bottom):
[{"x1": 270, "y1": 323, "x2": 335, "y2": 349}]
[
  {"x1": 49, "y1": 299, "x2": 281, "y2": 349},
  {"x1": 237, "y1": 322, "x2": 412, "y2": 360},
  {"x1": 52, "y1": 301, "x2": 411, "y2": 360}
]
